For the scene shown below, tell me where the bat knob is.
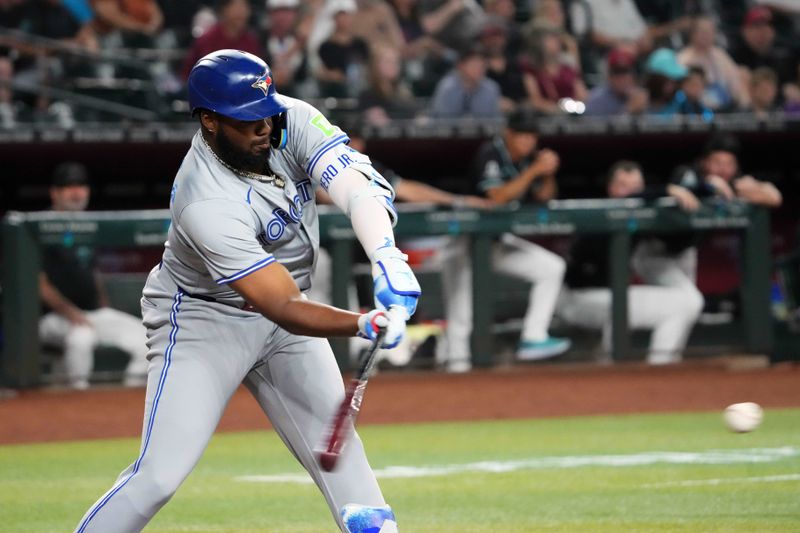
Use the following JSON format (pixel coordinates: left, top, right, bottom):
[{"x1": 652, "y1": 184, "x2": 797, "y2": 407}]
[{"x1": 318, "y1": 451, "x2": 339, "y2": 472}]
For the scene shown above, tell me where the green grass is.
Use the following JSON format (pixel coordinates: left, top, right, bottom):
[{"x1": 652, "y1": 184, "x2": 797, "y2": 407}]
[{"x1": 2, "y1": 409, "x2": 799, "y2": 532}]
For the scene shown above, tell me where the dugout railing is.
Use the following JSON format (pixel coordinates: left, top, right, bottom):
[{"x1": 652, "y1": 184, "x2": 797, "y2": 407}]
[{"x1": 1, "y1": 201, "x2": 772, "y2": 387}]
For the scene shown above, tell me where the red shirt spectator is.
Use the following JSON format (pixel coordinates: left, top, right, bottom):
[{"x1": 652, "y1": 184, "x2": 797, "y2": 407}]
[
  {"x1": 524, "y1": 29, "x2": 587, "y2": 113},
  {"x1": 532, "y1": 63, "x2": 580, "y2": 101},
  {"x1": 181, "y1": 0, "x2": 263, "y2": 79}
]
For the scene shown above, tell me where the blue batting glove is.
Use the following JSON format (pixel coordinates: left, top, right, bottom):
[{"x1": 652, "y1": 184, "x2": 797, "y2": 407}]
[
  {"x1": 357, "y1": 307, "x2": 406, "y2": 349},
  {"x1": 371, "y1": 245, "x2": 421, "y2": 317}
]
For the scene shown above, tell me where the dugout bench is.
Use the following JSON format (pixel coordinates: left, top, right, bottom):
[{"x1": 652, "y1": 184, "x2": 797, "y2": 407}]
[{"x1": 1, "y1": 201, "x2": 772, "y2": 387}]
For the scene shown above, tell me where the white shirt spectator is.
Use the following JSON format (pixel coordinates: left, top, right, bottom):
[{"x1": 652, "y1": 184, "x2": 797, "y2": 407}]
[{"x1": 578, "y1": 0, "x2": 647, "y2": 42}]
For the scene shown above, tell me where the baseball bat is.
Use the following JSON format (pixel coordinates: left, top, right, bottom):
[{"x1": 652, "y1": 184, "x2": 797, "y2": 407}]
[{"x1": 317, "y1": 328, "x2": 387, "y2": 472}]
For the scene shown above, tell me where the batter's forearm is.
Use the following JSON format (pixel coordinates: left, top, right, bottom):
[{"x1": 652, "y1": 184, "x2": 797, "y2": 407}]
[
  {"x1": 327, "y1": 169, "x2": 397, "y2": 255},
  {"x1": 229, "y1": 263, "x2": 361, "y2": 337},
  {"x1": 349, "y1": 198, "x2": 396, "y2": 256},
  {"x1": 271, "y1": 299, "x2": 360, "y2": 337}
]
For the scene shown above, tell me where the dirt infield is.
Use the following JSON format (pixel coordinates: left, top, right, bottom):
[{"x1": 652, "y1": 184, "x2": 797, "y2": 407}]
[{"x1": 1, "y1": 362, "x2": 798, "y2": 445}]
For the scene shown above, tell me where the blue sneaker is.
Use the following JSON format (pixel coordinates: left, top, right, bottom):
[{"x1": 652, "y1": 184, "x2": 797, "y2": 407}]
[{"x1": 517, "y1": 337, "x2": 571, "y2": 361}]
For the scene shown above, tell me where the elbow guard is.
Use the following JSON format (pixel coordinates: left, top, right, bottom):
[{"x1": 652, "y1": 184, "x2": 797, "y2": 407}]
[{"x1": 371, "y1": 246, "x2": 421, "y2": 317}]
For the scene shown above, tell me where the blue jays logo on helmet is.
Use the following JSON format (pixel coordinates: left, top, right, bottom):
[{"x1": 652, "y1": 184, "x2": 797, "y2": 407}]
[
  {"x1": 252, "y1": 71, "x2": 272, "y2": 96},
  {"x1": 187, "y1": 49, "x2": 293, "y2": 121}
]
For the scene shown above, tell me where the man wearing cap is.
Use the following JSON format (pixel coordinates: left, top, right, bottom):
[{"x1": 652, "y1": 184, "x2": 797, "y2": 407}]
[
  {"x1": 437, "y1": 111, "x2": 571, "y2": 372},
  {"x1": 643, "y1": 47, "x2": 688, "y2": 113},
  {"x1": 38, "y1": 162, "x2": 149, "y2": 390},
  {"x1": 584, "y1": 47, "x2": 649, "y2": 116},
  {"x1": 731, "y1": 6, "x2": 795, "y2": 85}
]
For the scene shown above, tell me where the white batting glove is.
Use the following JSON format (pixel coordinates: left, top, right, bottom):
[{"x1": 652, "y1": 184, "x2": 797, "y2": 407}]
[
  {"x1": 357, "y1": 306, "x2": 407, "y2": 349},
  {"x1": 371, "y1": 245, "x2": 421, "y2": 317}
]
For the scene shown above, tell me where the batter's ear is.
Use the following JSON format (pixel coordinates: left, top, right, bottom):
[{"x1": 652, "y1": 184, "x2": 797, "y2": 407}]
[{"x1": 199, "y1": 110, "x2": 218, "y2": 134}]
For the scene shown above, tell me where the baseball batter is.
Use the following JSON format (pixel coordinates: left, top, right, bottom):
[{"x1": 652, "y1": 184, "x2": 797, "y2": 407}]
[{"x1": 73, "y1": 49, "x2": 420, "y2": 533}]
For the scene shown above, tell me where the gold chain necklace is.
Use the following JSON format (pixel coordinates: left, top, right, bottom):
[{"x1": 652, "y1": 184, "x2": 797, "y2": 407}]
[{"x1": 202, "y1": 135, "x2": 286, "y2": 188}]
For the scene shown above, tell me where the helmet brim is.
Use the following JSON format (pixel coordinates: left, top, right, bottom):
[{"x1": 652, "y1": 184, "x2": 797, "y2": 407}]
[{"x1": 222, "y1": 93, "x2": 295, "y2": 121}]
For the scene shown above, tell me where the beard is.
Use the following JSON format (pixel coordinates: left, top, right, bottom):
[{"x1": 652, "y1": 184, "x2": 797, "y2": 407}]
[{"x1": 215, "y1": 127, "x2": 270, "y2": 175}]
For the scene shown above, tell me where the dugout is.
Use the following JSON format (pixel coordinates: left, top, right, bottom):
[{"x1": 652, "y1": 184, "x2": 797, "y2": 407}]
[{"x1": 0, "y1": 116, "x2": 798, "y2": 386}]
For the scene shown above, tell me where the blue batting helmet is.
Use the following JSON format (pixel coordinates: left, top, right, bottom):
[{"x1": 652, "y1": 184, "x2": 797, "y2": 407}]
[{"x1": 187, "y1": 49, "x2": 293, "y2": 121}]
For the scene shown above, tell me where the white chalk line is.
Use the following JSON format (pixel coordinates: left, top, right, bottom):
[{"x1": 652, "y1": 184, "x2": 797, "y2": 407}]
[
  {"x1": 235, "y1": 447, "x2": 800, "y2": 484},
  {"x1": 644, "y1": 473, "x2": 800, "y2": 488}
]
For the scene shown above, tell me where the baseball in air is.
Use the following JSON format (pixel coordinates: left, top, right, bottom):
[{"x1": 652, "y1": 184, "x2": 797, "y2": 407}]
[{"x1": 723, "y1": 402, "x2": 763, "y2": 433}]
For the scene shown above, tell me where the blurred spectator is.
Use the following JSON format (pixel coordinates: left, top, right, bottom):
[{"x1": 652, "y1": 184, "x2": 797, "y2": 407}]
[
  {"x1": 749, "y1": 66, "x2": 780, "y2": 118},
  {"x1": 661, "y1": 65, "x2": 715, "y2": 119},
  {"x1": 181, "y1": 0, "x2": 263, "y2": 80},
  {"x1": 158, "y1": 0, "x2": 208, "y2": 47},
  {"x1": 0, "y1": 53, "x2": 29, "y2": 128},
  {"x1": 190, "y1": 6, "x2": 217, "y2": 40},
  {"x1": 784, "y1": 64, "x2": 800, "y2": 113},
  {"x1": 263, "y1": 0, "x2": 306, "y2": 96},
  {"x1": 390, "y1": 0, "x2": 431, "y2": 52},
  {"x1": 643, "y1": 47, "x2": 686, "y2": 114},
  {"x1": 418, "y1": 0, "x2": 485, "y2": 53},
  {"x1": 525, "y1": 27, "x2": 587, "y2": 114},
  {"x1": 752, "y1": 0, "x2": 800, "y2": 38},
  {"x1": 358, "y1": 44, "x2": 418, "y2": 124},
  {"x1": 29, "y1": 0, "x2": 99, "y2": 51},
  {"x1": 523, "y1": 0, "x2": 580, "y2": 70},
  {"x1": 316, "y1": 0, "x2": 369, "y2": 97},
  {"x1": 584, "y1": 47, "x2": 649, "y2": 116},
  {"x1": 731, "y1": 6, "x2": 795, "y2": 85},
  {"x1": 677, "y1": 16, "x2": 750, "y2": 110},
  {"x1": 673, "y1": 134, "x2": 782, "y2": 208},
  {"x1": 482, "y1": 18, "x2": 533, "y2": 112},
  {"x1": 39, "y1": 163, "x2": 148, "y2": 390},
  {"x1": 559, "y1": 160, "x2": 704, "y2": 365},
  {"x1": 571, "y1": 0, "x2": 652, "y2": 57},
  {"x1": 388, "y1": 0, "x2": 449, "y2": 96},
  {"x1": 439, "y1": 111, "x2": 571, "y2": 372},
  {"x1": 352, "y1": 0, "x2": 405, "y2": 55},
  {"x1": 92, "y1": 0, "x2": 164, "y2": 41},
  {"x1": 483, "y1": 0, "x2": 523, "y2": 57},
  {"x1": 3, "y1": 1, "x2": 99, "y2": 117},
  {"x1": 429, "y1": 45, "x2": 500, "y2": 119},
  {"x1": 0, "y1": 0, "x2": 28, "y2": 29},
  {"x1": 707, "y1": 0, "x2": 749, "y2": 47},
  {"x1": 92, "y1": 0, "x2": 164, "y2": 82},
  {"x1": 633, "y1": 0, "x2": 695, "y2": 48}
]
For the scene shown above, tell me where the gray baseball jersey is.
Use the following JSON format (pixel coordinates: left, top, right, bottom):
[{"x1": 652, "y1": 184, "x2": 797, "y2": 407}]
[{"x1": 74, "y1": 99, "x2": 389, "y2": 533}]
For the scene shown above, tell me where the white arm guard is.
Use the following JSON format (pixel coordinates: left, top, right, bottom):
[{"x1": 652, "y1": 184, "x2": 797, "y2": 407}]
[
  {"x1": 313, "y1": 145, "x2": 397, "y2": 225},
  {"x1": 319, "y1": 147, "x2": 399, "y2": 253}
]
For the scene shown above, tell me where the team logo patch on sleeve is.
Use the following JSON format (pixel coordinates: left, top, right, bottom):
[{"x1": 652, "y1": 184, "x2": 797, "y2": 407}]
[{"x1": 252, "y1": 72, "x2": 272, "y2": 95}]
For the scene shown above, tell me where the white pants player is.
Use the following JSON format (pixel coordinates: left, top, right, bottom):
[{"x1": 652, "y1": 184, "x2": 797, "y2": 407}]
[
  {"x1": 73, "y1": 272, "x2": 385, "y2": 533},
  {"x1": 438, "y1": 233, "x2": 567, "y2": 371},
  {"x1": 39, "y1": 307, "x2": 149, "y2": 389},
  {"x1": 557, "y1": 281, "x2": 703, "y2": 364},
  {"x1": 632, "y1": 241, "x2": 704, "y2": 309}
]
